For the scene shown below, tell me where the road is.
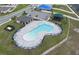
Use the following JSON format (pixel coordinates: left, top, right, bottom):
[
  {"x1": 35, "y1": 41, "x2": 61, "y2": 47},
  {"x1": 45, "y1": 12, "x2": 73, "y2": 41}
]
[
  {"x1": 0, "y1": 4, "x2": 79, "y2": 26},
  {"x1": 0, "y1": 4, "x2": 79, "y2": 54},
  {"x1": 0, "y1": 5, "x2": 34, "y2": 26}
]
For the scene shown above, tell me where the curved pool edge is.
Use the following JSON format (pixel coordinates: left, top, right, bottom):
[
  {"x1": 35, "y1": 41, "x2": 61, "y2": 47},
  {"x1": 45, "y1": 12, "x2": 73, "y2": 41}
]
[{"x1": 13, "y1": 21, "x2": 62, "y2": 49}]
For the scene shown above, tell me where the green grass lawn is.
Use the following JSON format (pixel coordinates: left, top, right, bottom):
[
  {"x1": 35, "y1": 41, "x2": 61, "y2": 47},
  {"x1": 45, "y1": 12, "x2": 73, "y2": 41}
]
[
  {"x1": 0, "y1": 20, "x2": 29, "y2": 54},
  {"x1": 0, "y1": 16, "x2": 69, "y2": 54},
  {"x1": 0, "y1": 4, "x2": 28, "y2": 16},
  {"x1": 47, "y1": 20, "x2": 79, "y2": 55},
  {"x1": 53, "y1": 4, "x2": 71, "y2": 11},
  {"x1": 53, "y1": 9, "x2": 77, "y2": 18},
  {"x1": 13, "y1": 4, "x2": 28, "y2": 12}
]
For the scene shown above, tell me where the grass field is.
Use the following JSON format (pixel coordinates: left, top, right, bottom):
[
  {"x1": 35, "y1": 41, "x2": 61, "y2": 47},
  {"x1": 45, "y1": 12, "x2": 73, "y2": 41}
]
[
  {"x1": 13, "y1": 4, "x2": 28, "y2": 12},
  {"x1": 0, "y1": 16, "x2": 69, "y2": 54},
  {"x1": 47, "y1": 19, "x2": 79, "y2": 55},
  {"x1": 53, "y1": 4, "x2": 71, "y2": 11},
  {"x1": 53, "y1": 9, "x2": 77, "y2": 18}
]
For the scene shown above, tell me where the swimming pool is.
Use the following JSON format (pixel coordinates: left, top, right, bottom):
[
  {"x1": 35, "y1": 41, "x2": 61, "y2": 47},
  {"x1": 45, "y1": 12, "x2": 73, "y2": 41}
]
[
  {"x1": 23, "y1": 23, "x2": 54, "y2": 41},
  {"x1": 13, "y1": 21, "x2": 62, "y2": 49}
]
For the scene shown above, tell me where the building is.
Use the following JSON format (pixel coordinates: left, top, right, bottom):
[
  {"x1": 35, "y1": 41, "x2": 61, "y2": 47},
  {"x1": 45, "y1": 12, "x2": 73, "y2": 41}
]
[
  {"x1": 16, "y1": 4, "x2": 52, "y2": 25},
  {"x1": 0, "y1": 4, "x2": 17, "y2": 13},
  {"x1": 0, "y1": 7, "x2": 12, "y2": 13},
  {"x1": 27, "y1": 11, "x2": 51, "y2": 21},
  {"x1": 69, "y1": 4, "x2": 79, "y2": 12},
  {"x1": 16, "y1": 15, "x2": 33, "y2": 25},
  {"x1": 16, "y1": 10, "x2": 51, "y2": 25}
]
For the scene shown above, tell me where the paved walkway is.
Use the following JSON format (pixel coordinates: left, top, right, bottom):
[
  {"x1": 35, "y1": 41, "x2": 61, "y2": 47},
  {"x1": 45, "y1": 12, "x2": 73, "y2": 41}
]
[
  {"x1": 0, "y1": 5, "x2": 79, "y2": 54},
  {"x1": 42, "y1": 18, "x2": 71, "y2": 55},
  {"x1": 53, "y1": 7, "x2": 79, "y2": 21},
  {"x1": 0, "y1": 5, "x2": 79, "y2": 26},
  {"x1": 53, "y1": 8, "x2": 73, "y2": 14},
  {"x1": 64, "y1": 15, "x2": 79, "y2": 21},
  {"x1": 42, "y1": 7, "x2": 79, "y2": 54}
]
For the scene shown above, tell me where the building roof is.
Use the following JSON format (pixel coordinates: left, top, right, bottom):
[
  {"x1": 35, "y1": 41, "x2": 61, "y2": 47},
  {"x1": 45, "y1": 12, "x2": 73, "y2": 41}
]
[
  {"x1": 70, "y1": 4, "x2": 79, "y2": 11},
  {"x1": 0, "y1": 7, "x2": 11, "y2": 12},
  {"x1": 17, "y1": 16, "x2": 32, "y2": 22},
  {"x1": 27, "y1": 11, "x2": 51, "y2": 20},
  {"x1": 37, "y1": 4, "x2": 52, "y2": 11}
]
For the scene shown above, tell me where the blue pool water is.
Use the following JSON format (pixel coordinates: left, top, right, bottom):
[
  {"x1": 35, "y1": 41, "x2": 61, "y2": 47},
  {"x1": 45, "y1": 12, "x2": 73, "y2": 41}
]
[
  {"x1": 14, "y1": 21, "x2": 62, "y2": 49},
  {"x1": 23, "y1": 23, "x2": 53, "y2": 40},
  {"x1": 38, "y1": 4, "x2": 52, "y2": 10}
]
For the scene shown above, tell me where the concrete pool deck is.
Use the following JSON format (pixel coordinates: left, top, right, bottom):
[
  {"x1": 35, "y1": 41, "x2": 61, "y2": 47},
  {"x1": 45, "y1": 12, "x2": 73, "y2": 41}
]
[{"x1": 13, "y1": 21, "x2": 62, "y2": 49}]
